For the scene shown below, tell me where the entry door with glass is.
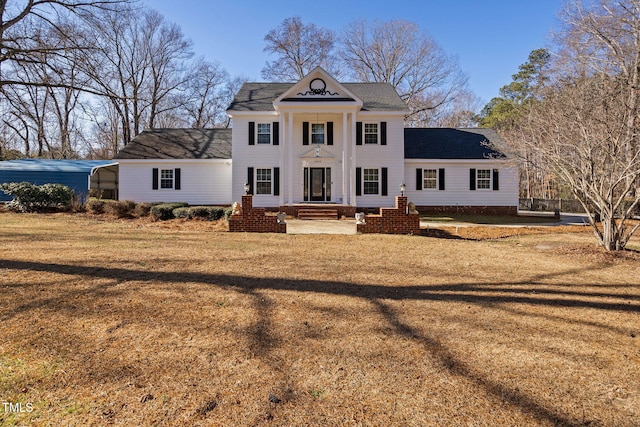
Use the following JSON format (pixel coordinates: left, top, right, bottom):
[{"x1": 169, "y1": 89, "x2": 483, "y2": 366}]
[{"x1": 304, "y1": 167, "x2": 331, "y2": 202}]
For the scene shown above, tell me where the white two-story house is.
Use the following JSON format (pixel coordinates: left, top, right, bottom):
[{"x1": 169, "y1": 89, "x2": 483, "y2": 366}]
[{"x1": 115, "y1": 67, "x2": 518, "y2": 215}]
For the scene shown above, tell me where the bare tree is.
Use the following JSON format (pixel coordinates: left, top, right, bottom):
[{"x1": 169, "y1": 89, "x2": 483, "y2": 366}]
[
  {"x1": 502, "y1": 0, "x2": 640, "y2": 251},
  {"x1": 180, "y1": 60, "x2": 230, "y2": 128},
  {"x1": 262, "y1": 16, "x2": 341, "y2": 81},
  {"x1": 0, "y1": 0, "x2": 132, "y2": 88},
  {"x1": 80, "y1": 7, "x2": 194, "y2": 148},
  {"x1": 341, "y1": 19, "x2": 474, "y2": 126}
]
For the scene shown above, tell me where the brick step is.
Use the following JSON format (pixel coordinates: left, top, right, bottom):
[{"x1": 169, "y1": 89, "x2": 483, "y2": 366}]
[{"x1": 297, "y1": 208, "x2": 339, "y2": 220}]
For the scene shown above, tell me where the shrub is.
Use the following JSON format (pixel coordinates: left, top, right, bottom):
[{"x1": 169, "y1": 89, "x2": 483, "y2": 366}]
[
  {"x1": 190, "y1": 206, "x2": 211, "y2": 219},
  {"x1": 133, "y1": 202, "x2": 154, "y2": 217},
  {"x1": 172, "y1": 207, "x2": 192, "y2": 219},
  {"x1": 104, "y1": 200, "x2": 136, "y2": 218},
  {"x1": 150, "y1": 202, "x2": 188, "y2": 221},
  {"x1": 86, "y1": 199, "x2": 106, "y2": 214},
  {"x1": 0, "y1": 182, "x2": 74, "y2": 212}
]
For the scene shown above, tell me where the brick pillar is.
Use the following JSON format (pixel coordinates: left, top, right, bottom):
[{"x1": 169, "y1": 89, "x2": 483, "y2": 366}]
[
  {"x1": 396, "y1": 196, "x2": 407, "y2": 213},
  {"x1": 241, "y1": 195, "x2": 253, "y2": 215}
]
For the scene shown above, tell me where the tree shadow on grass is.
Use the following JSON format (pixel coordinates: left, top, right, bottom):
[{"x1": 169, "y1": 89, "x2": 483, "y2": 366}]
[{"x1": 1, "y1": 258, "x2": 637, "y2": 426}]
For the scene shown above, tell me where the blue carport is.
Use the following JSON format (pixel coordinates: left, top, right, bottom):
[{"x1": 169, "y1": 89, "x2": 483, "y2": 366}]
[{"x1": 0, "y1": 159, "x2": 118, "y2": 202}]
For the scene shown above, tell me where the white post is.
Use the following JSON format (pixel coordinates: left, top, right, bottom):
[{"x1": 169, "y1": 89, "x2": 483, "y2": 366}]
[
  {"x1": 279, "y1": 113, "x2": 285, "y2": 207},
  {"x1": 350, "y1": 112, "x2": 357, "y2": 206},
  {"x1": 288, "y1": 112, "x2": 294, "y2": 205},
  {"x1": 342, "y1": 111, "x2": 348, "y2": 205}
]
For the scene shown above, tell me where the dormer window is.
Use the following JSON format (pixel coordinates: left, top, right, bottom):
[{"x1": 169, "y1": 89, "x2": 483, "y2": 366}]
[{"x1": 311, "y1": 123, "x2": 325, "y2": 144}]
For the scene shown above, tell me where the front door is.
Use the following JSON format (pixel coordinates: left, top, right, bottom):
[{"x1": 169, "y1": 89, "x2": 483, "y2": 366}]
[{"x1": 304, "y1": 167, "x2": 331, "y2": 202}]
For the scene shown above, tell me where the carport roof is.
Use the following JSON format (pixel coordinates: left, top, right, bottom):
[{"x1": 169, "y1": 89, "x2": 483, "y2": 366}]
[{"x1": 0, "y1": 159, "x2": 115, "y2": 172}]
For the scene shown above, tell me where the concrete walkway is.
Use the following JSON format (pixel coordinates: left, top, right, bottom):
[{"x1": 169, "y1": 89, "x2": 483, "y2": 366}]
[{"x1": 286, "y1": 219, "x2": 357, "y2": 235}]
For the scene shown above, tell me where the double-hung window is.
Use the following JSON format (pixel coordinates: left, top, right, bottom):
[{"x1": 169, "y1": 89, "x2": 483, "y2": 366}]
[
  {"x1": 311, "y1": 123, "x2": 325, "y2": 144},
  {"x1": 257, "y1": 123, "x2": 271, "y2": 144},
  {"x1": 160, "y1": 169, "x2": 174, "y2": 189},
  {"x1": 363, "y1": 168, "x2": 379, "y2": 195},
  {"x1": 256, "y1": 168, "x2": 272, "y2": 195},
  {"x1": 364, "y1": 123, "x2": 378, "y2": 144},
  {"x1": 423, "y1": 169, "x2": 437, "y2": 189},
  {"x1": 477, "y1": 169, "x2": 491, "y2": 189}
]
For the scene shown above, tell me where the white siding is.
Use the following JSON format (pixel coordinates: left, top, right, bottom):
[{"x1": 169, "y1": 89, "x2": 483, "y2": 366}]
[
  {"x1": 231, "y1": 115, "x2": 281, "y2": 206},
  {"x1": 404, "y1": 161, "x2": 519, "y2": 207},
  {"x1": 356, "y1": 113, "x2": 405, "y2": 207},
  {"x1": 118, "y1": 160, "x2": 232, "y2": 205}
]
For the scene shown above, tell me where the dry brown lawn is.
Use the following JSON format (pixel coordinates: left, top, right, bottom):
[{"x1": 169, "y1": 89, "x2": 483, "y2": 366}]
[{"x1": 0, "y1": 212, "x2": 639, "y2": 426}]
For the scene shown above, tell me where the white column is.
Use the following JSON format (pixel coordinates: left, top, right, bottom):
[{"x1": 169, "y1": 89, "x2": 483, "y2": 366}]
[
  {"x1": 350, "y1": 112, "x2": 357, "y2": 206},
  {"x1": 342, "y1": 111, "x2": 348, "y2": 205},
  {"x1": 278, "y1": 113, "x2": 285, "y2": 206},
  {"x1": 288, "y1": 112, "x2": 294, "y2": 205}
]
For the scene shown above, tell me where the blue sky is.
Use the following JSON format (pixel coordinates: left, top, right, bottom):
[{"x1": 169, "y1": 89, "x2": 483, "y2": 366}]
[{"x1": 148, "y1": 0, "x2": 563, "y2": 105}]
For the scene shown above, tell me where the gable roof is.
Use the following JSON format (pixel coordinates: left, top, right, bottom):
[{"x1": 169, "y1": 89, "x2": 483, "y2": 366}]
[
  {"x1": 114, "y1": 129, "x2": 232, "y2": 160},
  {"x1": 228, "y1": 82, "x2": 407, "y2": 112},
  {"x1": 404, "y1": 128, "x2": 504, "y2": 159}
]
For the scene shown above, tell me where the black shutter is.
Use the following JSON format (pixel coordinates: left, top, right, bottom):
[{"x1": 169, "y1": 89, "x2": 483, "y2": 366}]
[
  {"x1": 356, "y1": 167, "x2": 362, "y2": 196},
  {"x1": 174, "y1": 168, "x2": 181, "y2": 190},
  {"x1": 470, "y1": 168, "x2": 476, "y2": 191},
  {"x1": 248, "y1": 122, "x2": 255, "y2": 145},
  {"x1": 247, "y1": 167, "x2": 254, "y2": 195},
  {"x1": 273, "y1": 167, "x2": 280, "y2": 196},
  {"x1": 493, "y1": 169, "x2": 499, "y2": 191},
  {"x1": 380, "y1": 122, "x2": 387, "y2": 145},
  {"x1": 327, "y1": 121, "x2": 333, "y2": 145},
  {"x1": 272, "y1": 122, "x2": 279, "y2": 146},
  {"x1": 303, "y1": 122, "x2": 309, "y2": 145},
  {"x1": 152, "y1": 168, "x2": 159, "y2": 190},
  {"x1": 356, "y1": 122, "x2": 362, "y2": 145},
  {"x1": 416, "y1": 168, "x2": 422, "y2": 191},
  {"x1": 381, "y1": 167, "x2": 388, "y2": 196},
  {"x1": 439, "y1": 168, "x2": 445, "y2": 191}
]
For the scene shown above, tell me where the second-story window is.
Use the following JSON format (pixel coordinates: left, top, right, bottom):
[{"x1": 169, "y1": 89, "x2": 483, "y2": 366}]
[
  {"x1": 257, "y1": 123, "x2": 271, "y2": 144},
  {"x1": 364, "y1": 123, "x2": 378, "y2": 144},
  {"x1": 311, "y1": 123, "x2": 325, "y2": 144}
]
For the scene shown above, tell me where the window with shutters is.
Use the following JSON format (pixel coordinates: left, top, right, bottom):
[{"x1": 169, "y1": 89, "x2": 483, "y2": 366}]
[
  {"x1": 423, "y1": 169, "x2": 437, "y2": 189},
  {"x1": 477, "y1": 169, "x2": 491, "y2": 189},
  {"x1": 256, "y1": 168, "x2": 272, "y2": 195},
  {"x1": 363, "y1": 168, "x2": 379, "y2": 195},
  {"x1": 364, "y1": 123, "x2": 378, "y2": 144},
  {"x1": 160, "y1": 169, "x2": 174, "y2": 189},
  {"x1": 311, "y1": 123, "x2": 324, "y2": 144},
  {"x1": 257, "y1": 123, "x2": 271, "y2": 144}
]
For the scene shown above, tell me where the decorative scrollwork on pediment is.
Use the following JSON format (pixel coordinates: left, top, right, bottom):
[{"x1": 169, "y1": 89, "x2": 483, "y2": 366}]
[{"x1": 297, "y1": 78, "x2": 338, "y2": 96}]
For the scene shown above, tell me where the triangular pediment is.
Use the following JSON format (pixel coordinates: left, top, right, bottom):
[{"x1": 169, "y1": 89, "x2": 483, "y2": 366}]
[
  {"x1": 274, "y1": 67, "x2": 363, "y2": 107},
  {"x1": 300, "y1": 145, "x2": 336, "y2": 159}
]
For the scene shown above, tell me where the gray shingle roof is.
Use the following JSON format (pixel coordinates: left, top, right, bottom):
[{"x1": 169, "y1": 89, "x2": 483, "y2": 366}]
[
  {"x1": 227, "y1": 82, "x2": 408, "y2": 112},
  {"x1": 404, "y1": 128, "x2": 505, "y2": 159},
  {"x1": 114, "y1": 129, "x2": 232, "y2": 160}
]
